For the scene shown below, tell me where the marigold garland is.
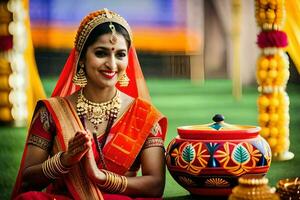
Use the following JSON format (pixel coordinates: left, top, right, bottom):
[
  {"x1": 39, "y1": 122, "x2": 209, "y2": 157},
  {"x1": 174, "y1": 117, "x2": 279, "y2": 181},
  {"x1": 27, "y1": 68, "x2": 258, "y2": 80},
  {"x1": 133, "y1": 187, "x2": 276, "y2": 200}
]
[
  {"x1": 255, "y1": 0, "x2": 293, "y2": 160},
  {"x1": 255, "y1": 0, "x2": 285, "y2": 30},
  {"x1": 0, "y1": 1, "x2": 14, "y2": 122}
]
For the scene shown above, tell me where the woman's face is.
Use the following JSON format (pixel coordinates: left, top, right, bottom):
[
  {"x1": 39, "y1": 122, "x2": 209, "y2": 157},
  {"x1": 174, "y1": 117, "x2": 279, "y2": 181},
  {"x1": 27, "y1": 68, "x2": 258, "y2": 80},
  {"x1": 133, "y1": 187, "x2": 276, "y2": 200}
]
[{"x1": 82, "y1": 33, "x2": 128, "y2": 89}]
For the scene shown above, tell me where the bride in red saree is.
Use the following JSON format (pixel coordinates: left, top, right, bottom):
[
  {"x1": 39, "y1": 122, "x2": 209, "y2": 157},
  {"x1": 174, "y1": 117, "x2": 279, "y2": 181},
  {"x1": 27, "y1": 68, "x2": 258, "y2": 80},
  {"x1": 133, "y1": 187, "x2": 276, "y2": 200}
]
[{"x1": 11, "y1": 9, "x2": 167, "y2": 200}]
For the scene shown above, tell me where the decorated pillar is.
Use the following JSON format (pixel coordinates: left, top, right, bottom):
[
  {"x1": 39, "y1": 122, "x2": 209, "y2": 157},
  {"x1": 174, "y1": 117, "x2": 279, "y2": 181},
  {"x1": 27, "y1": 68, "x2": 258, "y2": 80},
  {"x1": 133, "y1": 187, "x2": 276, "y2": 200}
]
[{"x1": 255, "y1": 0, "x2": 294, "y2": 160}]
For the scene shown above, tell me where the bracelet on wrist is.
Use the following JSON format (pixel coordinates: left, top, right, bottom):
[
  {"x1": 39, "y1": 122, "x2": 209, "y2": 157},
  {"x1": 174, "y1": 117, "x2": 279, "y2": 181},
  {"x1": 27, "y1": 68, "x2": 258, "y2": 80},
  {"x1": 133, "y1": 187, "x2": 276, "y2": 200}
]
[
  {"x1": 42, "y1": 151, "x2": 70, "y2": 179},
  {"x1": 98, "y1": 170, "x2": 128, "y2": 193}
]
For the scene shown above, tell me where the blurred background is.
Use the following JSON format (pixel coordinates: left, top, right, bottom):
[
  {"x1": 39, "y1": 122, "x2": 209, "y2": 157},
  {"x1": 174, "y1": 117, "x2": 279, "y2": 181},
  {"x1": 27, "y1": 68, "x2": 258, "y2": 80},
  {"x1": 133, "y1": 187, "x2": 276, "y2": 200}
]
[
  {"x1": 28, "y1": 0, "x2": 300, "y2": 86},
  {"x1": 0, "y1": 0, "x2": 299, "y2": 199}
]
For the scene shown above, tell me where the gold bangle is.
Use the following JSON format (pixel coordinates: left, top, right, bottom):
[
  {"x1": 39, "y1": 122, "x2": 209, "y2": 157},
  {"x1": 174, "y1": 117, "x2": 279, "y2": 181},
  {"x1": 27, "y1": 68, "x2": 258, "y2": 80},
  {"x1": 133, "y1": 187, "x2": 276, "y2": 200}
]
[
  {"x1": 55, "y1": 152, "x2": 70, "y2": 174},
  {"x1": 42, "y1": 152, "x2": 70, "y2": 179},
  {"x1": 120, "y1": 175, "x2": 128, "y2": 193},
  {"x1": 47, "y1": 157, "x2": 58, "y2": 178},
  {"x1": 99, "y1": 170, "x2": 128, "y2": 193},
  {"x1": 42, "y1": 159, "x2": 57, "y2": 179}
]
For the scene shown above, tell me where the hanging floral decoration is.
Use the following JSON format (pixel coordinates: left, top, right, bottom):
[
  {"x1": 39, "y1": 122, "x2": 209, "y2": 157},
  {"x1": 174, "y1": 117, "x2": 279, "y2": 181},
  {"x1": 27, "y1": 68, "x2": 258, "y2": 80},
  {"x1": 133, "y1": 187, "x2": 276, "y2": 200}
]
[{"x1": 255, "y1": 0, "x2": 293, "y2": 160}]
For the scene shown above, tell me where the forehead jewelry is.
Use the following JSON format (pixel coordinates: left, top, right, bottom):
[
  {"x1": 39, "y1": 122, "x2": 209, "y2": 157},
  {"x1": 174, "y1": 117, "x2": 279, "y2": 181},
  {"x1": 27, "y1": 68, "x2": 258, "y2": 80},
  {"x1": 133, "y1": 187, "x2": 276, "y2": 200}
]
[{"x1": 104, "y1": 8, "x2": 117, "y2": 44}]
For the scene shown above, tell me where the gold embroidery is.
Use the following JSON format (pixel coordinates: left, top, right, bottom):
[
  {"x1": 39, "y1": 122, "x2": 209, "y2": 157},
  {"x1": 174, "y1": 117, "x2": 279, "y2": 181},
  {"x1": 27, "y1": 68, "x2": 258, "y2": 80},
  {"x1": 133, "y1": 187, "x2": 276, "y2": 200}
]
[
  {"x1": 150, "y1": 122, "x2": 162, "y2": 136},
  {"x1": 143, "y1": 137, "x2": 164, "y2": 149},
  {"x1": 27, "y1": 134, "x2": 51, "y2": 151},
  {"x1": 39, "y1": 107, "x2": 52, "y2": 132}
]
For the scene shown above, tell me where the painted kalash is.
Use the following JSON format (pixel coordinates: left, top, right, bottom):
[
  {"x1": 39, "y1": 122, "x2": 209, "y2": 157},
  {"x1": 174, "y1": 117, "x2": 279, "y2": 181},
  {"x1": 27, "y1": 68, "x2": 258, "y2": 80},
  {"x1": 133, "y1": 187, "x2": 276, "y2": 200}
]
[{"x1": 166, "y1": 114, "x2": 272, "y2": 196}]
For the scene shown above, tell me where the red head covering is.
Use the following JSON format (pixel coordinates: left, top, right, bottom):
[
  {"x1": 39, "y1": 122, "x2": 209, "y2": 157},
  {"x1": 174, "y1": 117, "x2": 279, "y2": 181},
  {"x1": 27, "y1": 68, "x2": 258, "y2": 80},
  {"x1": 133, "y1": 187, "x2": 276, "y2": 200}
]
[{"x1": 51, "y1": 9, "x2": 150, "y2": 101}]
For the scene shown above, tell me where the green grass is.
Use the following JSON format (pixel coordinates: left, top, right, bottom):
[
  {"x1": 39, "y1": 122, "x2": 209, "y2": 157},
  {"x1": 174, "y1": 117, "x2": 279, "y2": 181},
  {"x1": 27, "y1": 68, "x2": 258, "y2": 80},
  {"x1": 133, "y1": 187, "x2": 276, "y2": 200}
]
[{"x1": 1, "y1": 78, "x2": 299, "y2": 200}]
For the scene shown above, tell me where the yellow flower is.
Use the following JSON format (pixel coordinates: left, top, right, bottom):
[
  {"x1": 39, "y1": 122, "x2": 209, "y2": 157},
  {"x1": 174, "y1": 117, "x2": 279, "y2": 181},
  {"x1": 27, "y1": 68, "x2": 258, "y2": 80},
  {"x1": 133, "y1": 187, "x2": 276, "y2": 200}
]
[
  {"x1": 270, "y1": 127, "x2": 279, "y2": 138},
  {"x1": 267, "y1": 137, "x2": 277, "y2": 148},
  {"x1": 266, "y1": 9, "x2": 276, "y2": 21},
  {"x1": 259, "y1": 112, "x2": 269, "y2": 123},
  {"x1": 258, "y1": 56, "x2": 269, "y2": 70},
  {"x1": 260, "y1": 127, "x2": 270, "y2": 138},
  {"x1": 263, "y1": 77, "x2": 273, "y2": 86},
  {"x1": 268, "y1": 69, "x2": 278, "y2": 79},
  {"x1": 257, "y1": 70, "x2": 267, "y2": 82},
  {"x1": 278, "y1": 127, "x2": 289, "y2": 137},
  {"x1": 259, "y1": 11, "x2": 266, "y2": 20},
  {"x1": 269, "y1": 58, "x2": 277, "y2": 69},
  {"x1": 259, "y1": 0, "x2": 268, "y2": 6},
  {"x1": 269, "y1": 97, "x2": 279, "y2": 107},
  {"x1": 258, "y1": 95, "x2": 270, "y2": 107}
]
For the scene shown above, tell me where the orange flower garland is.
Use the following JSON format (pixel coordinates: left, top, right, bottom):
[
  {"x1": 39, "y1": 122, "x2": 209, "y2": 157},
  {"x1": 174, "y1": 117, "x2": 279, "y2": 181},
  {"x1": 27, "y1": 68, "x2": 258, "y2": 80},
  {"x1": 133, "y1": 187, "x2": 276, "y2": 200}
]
[
  {"x1": 0, "y1": 1, "x2": 14, "y2": 123},
  {"x1": 255, "y1": 0, "x2": 293, "y2": 160},
  {"x1": 255, "y1": 0, "x2": 285, "y2": 30}
]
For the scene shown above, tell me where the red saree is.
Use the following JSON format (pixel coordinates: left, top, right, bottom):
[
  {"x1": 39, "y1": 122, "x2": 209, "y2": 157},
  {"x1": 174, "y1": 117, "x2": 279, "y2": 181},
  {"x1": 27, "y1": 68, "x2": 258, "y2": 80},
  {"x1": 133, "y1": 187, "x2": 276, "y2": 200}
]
[
  {"x1": 12, "y1": 96, "x2": 167, "y2": 200},
  {"x1": 12, "y1": 9, "x2": 167, "y2": 198}
]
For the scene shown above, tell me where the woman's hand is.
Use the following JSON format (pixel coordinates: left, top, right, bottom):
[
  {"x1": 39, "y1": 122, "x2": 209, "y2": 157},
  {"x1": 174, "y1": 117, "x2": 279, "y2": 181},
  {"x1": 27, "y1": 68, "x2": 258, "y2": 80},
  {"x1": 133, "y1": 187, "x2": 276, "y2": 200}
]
[
  {"x1": 83, "y1": 144, "x2": 106, "y2": 184},
  {"x1": 61, "y1": 131, "x2": 92, "y2": 167}
]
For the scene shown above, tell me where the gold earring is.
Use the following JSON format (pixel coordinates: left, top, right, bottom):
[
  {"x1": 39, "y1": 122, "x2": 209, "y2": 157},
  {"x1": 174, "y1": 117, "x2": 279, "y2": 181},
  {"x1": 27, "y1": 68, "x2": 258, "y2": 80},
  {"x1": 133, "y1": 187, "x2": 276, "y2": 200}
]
[
  {"x1": 118, "y1": 73, "x2": 130, "y2": 87},
  {"x1": 73, "y1": 63, "x2": 87, "y2": 87}
]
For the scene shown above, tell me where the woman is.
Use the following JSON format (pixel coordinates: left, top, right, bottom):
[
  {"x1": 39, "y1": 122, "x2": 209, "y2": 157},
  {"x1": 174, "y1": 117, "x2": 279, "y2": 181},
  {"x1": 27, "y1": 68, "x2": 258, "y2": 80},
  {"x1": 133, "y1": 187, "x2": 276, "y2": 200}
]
[{"x1": 12, "y1": 8, "x2": 167, "y2": 200}]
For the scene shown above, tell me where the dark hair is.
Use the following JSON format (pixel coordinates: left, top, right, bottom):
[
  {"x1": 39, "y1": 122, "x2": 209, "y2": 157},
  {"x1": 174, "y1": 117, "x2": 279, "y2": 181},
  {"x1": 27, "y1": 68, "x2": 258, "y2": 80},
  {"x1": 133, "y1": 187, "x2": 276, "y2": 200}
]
[{"x1": 80, "y1": 22, "x2": 131, "y2": 60}]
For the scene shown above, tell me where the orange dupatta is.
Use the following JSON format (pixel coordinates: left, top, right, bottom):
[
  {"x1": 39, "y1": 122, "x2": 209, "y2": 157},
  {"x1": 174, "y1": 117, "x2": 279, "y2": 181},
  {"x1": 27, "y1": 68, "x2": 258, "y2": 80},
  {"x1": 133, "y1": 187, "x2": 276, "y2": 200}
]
[{"x1": 102, "y1": 98, "x2": 167, "y2": 174}]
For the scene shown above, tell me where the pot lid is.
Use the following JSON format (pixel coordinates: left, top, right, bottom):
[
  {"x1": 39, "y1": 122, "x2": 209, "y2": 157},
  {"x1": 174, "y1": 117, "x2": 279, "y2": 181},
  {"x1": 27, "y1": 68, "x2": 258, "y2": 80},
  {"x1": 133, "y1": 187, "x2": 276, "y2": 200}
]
[{"x1": 177, "y1": 114, "x2": 261, "y2": 140}]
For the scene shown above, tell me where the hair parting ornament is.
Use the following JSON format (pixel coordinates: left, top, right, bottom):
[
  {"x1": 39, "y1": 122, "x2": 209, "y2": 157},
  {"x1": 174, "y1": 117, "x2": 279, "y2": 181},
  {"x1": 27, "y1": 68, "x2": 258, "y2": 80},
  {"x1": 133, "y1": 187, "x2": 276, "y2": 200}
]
[{"x1": 104, "y1": 8, "x2": 118, "y2": 44}]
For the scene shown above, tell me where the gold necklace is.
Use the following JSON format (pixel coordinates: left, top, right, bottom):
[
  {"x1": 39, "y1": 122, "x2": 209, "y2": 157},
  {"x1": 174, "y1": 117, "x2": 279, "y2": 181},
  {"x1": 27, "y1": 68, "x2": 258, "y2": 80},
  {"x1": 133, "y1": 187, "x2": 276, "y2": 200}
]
[{"x1": 76, "y1": 89, "x2": 121, "y2": 129}]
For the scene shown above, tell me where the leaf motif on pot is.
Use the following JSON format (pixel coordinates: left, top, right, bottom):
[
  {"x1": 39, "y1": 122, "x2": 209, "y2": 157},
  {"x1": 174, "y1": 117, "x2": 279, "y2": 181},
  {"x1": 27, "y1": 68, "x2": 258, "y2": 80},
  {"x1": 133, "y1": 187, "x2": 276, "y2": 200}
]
[
  {"x1": 232, "y1": 144, "x2": 250, "y2": 164},
  {"x1": 205, "y1": 178, "x2": 230, "y2": 187},
  {"x1": 182, "y1": 144, "x2": 195, "y2": 163}
]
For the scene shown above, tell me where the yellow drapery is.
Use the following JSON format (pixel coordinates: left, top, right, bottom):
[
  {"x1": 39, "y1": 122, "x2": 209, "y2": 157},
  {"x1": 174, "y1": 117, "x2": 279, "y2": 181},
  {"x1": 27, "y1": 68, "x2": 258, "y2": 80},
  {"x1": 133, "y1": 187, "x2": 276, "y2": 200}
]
[{"x1": 285, "y1": 0, "x2": 300, "y2": 74}]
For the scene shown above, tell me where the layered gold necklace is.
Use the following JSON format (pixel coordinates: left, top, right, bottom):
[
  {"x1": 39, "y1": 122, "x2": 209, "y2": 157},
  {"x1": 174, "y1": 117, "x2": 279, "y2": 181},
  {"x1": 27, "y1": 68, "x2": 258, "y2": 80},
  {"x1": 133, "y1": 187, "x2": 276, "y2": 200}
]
[{"x1": 76, "y1": 89, "x2": 121, "y2": 130}]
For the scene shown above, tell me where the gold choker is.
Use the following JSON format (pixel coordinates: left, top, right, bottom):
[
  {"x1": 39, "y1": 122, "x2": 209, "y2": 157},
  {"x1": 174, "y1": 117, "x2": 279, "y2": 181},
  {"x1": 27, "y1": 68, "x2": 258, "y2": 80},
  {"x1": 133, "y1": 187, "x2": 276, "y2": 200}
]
[{"x1": 76, "y1": 89, "x2": 121, "y2": 129}]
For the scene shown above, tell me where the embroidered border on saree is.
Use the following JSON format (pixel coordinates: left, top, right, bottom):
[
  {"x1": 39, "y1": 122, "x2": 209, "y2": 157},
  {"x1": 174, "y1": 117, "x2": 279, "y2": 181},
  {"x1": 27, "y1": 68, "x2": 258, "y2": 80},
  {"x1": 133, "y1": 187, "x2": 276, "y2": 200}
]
[{"x1": 44, "y1": 97, "x2": 103, "y2": 200}]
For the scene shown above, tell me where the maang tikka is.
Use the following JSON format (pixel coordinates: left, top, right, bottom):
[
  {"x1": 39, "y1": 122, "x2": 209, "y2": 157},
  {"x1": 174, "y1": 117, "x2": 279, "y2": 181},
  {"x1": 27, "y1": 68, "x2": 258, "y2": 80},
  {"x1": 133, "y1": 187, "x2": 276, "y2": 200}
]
[
  {"x1": 73, "y1": 63, "x2": 87, "y2": 87},
  {"x1": 104, "y1": 8, "x2": 117, "y2": 44}
]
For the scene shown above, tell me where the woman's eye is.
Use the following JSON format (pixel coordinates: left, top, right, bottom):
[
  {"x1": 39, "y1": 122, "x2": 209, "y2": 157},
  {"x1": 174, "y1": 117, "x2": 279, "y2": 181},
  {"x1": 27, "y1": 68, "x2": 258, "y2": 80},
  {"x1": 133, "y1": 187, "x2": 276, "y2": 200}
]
[
  {"x1": 116, "y1": 52, "x2": 127, "y2": 58},
  {"x1": 95, "y1": 51, "x2": 106, "y2": 57}
]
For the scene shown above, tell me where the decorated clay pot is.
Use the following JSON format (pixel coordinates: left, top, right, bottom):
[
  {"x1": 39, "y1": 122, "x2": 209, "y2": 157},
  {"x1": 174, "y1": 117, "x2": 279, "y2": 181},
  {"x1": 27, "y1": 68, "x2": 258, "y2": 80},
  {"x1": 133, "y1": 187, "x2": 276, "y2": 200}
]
[{"x1": 166, "y1": 114, "x2": 272, "y2": 196}]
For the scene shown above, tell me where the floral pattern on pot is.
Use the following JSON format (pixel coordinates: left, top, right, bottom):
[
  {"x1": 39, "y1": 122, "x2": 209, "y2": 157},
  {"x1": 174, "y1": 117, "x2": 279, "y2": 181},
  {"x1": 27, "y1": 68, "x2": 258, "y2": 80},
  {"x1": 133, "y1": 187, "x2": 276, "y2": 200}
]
[{"x1": 166, "y1": 138, "x2": 271, "y2": 196}]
